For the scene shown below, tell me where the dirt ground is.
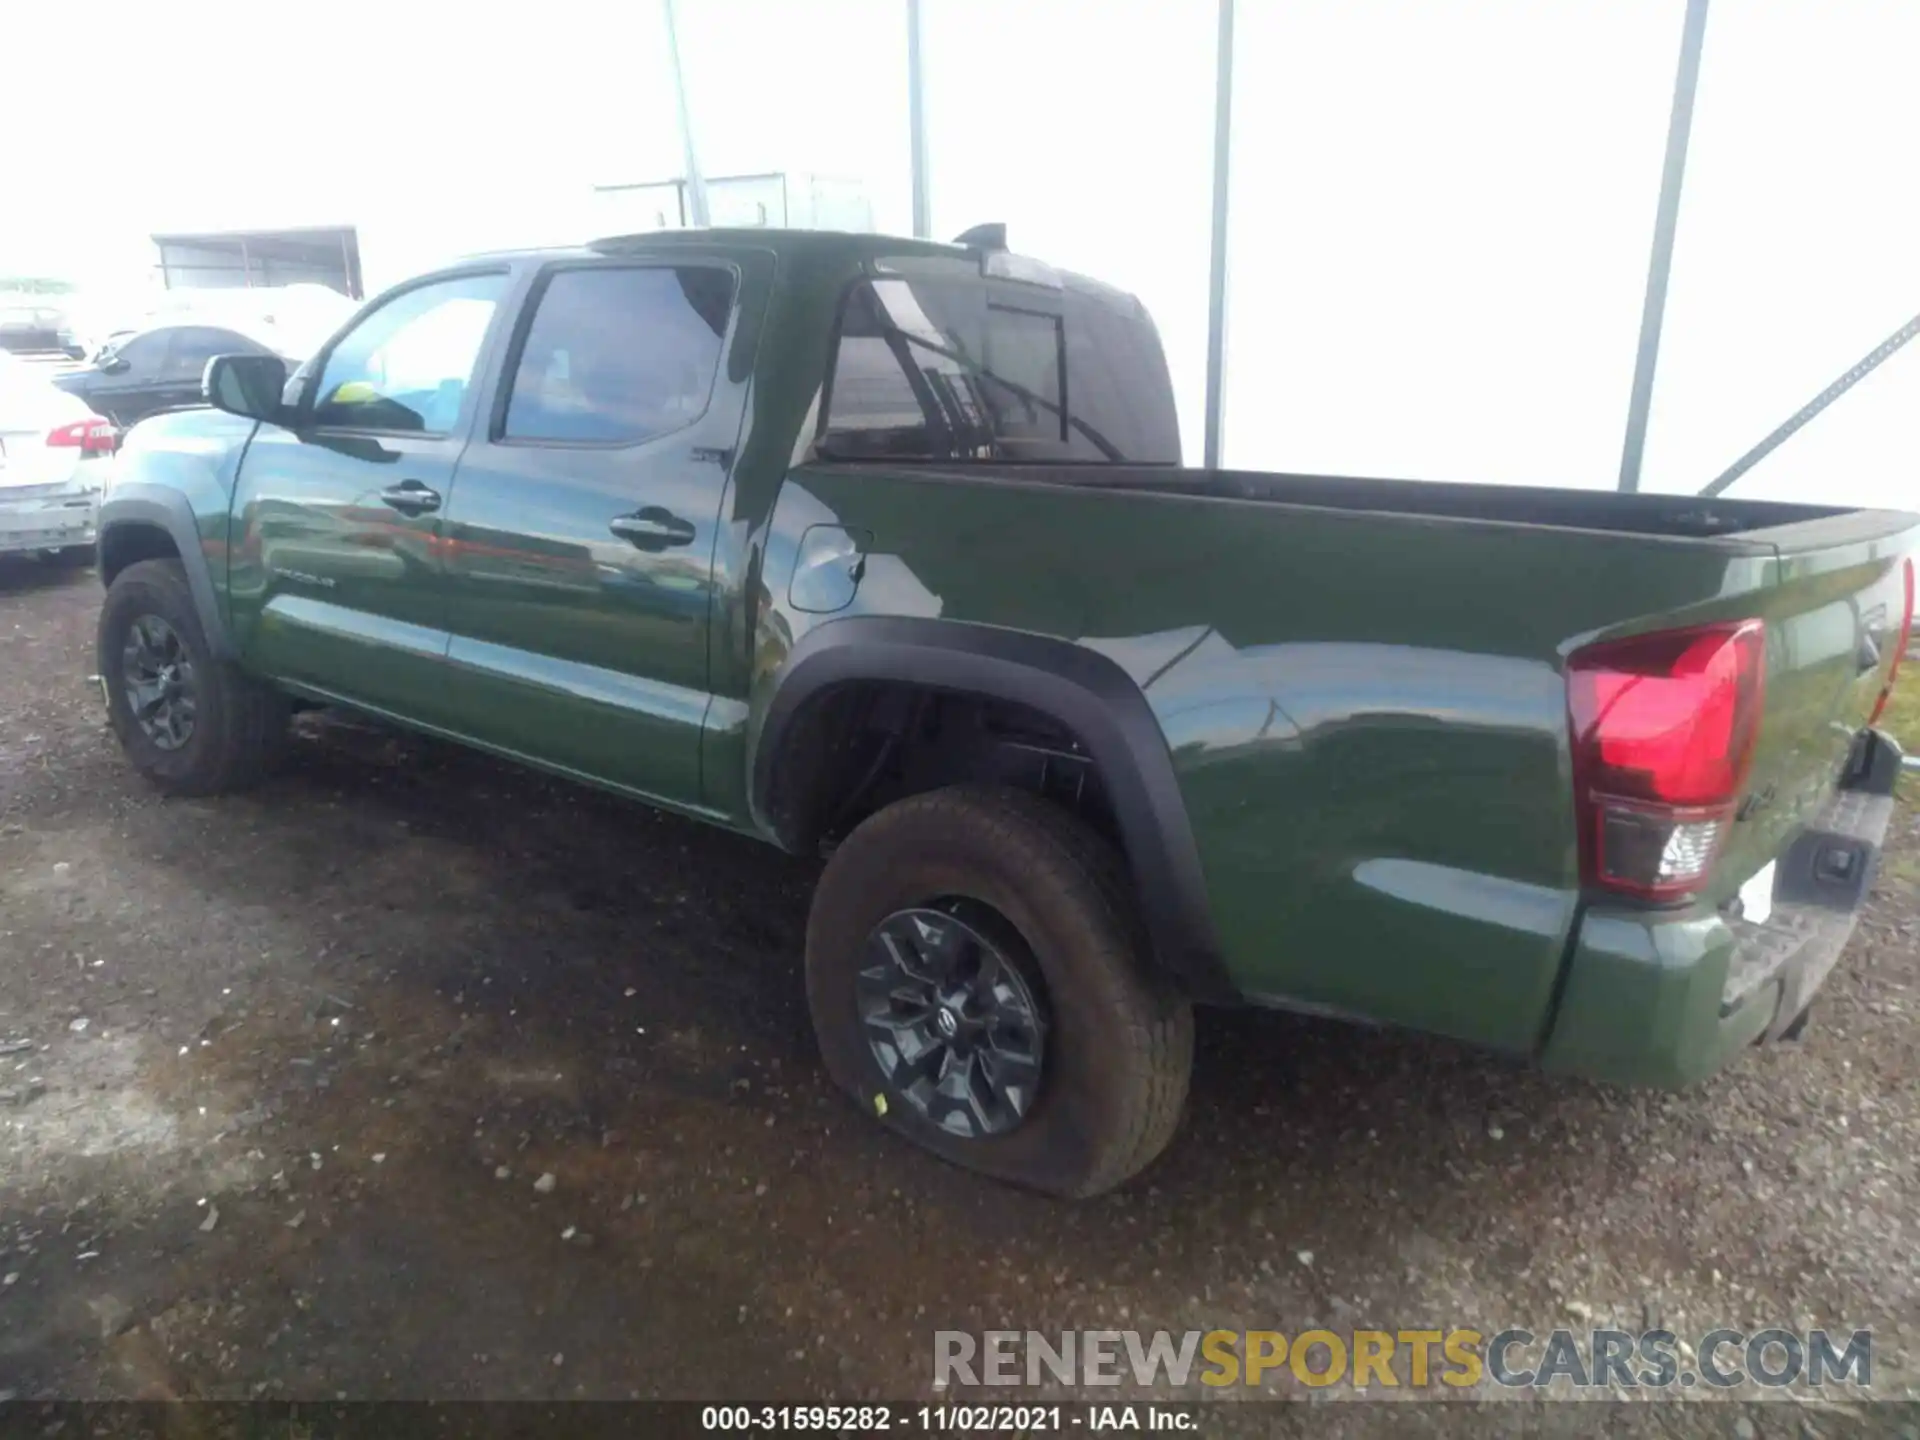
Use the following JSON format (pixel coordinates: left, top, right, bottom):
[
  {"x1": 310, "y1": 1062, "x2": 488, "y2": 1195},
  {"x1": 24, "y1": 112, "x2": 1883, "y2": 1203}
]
[{"x1": 3, "y1": 556, "x2": 1919, "y2": 1426}]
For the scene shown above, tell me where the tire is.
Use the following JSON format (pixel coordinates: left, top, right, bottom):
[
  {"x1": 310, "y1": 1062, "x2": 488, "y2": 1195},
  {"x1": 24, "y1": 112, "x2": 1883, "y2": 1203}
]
[
  {"x1": 41, "y1": 546, "x2": 93, "y2": 568},
  {"x1": 806, "y1": 784, "x2": 1194, "y2": 1198},
  {"x1": 98, "y1": 558, "x2": 290, "y2": 795}
]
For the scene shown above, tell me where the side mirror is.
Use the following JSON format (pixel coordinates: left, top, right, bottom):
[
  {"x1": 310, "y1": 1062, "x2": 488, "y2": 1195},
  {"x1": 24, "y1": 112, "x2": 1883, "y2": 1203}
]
[
  {"x1": 205, "y1": 353, "x2": 289, "y2": 423},
  {"x1": 98, "y1": 355, "x2": 130, "y2": 375}
]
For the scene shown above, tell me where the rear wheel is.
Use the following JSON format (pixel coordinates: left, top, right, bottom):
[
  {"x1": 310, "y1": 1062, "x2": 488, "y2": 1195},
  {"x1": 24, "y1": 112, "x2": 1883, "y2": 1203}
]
[
  {"x1": 98, "y1": 559, "x2": 290, "y2": 795},
  {"x1": 805, "y1": 784, "x2": 1193, "y2": 1198}
]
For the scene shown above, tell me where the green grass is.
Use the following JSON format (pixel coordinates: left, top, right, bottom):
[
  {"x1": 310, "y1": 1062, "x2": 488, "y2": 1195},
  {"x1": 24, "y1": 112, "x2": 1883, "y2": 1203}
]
[{"x1": 1876, "y1": 669, "x2": 1920, "y2": 754}]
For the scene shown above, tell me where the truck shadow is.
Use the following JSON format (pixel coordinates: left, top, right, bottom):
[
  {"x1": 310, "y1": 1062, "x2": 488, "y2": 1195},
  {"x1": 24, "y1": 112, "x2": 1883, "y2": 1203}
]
[{"x1": 99, "y1": 712, "x2": 1756, "y2": 1395}]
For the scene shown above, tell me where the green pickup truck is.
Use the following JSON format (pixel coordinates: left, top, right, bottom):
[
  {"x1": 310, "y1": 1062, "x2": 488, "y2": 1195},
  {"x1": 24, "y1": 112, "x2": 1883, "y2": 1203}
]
[{"x1": 93, "y1": 227, "x2": 1917, "y2": 1197}]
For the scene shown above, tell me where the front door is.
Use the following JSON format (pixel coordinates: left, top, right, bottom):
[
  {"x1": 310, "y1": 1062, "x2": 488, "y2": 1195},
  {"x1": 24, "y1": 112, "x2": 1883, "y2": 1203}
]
[
  {"x1": 227, "y1": 268, "x2": 513, "y2": 724},
  {"x1": 436, "y1": 254, "x2": 764, "y2": 810}
]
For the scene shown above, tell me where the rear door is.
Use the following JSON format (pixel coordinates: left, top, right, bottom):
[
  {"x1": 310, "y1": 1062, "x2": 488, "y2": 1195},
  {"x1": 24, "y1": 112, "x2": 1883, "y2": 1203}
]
[
  {"x1": 435, "y1": 251, "x2": 766, "y2": 810},
  {"x1": 228, "y1": 267, "x2": 514, "y2": 725}
]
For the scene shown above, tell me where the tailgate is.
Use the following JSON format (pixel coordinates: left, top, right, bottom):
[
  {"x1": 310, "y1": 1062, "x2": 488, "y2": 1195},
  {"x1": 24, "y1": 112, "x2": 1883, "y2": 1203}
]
[{"x1": 1713, "y1": 507, "x2": 1920, "y2": 900}]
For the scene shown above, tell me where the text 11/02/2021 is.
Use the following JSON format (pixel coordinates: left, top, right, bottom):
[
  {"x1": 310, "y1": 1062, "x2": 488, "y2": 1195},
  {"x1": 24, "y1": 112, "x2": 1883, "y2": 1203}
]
[{"x1": 700, "y1": 1403, "x2": 1199, "y2": 1431}]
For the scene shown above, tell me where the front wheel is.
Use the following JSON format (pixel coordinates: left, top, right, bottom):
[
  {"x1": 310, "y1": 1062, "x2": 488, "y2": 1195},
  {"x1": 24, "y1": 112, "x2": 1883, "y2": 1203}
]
[
  {"x1": 805, "y1": 784, "x2": 1194, "y2": 1198},
  {"x1": 98, "y1": 559, "x2": 290, "y2": 795}
]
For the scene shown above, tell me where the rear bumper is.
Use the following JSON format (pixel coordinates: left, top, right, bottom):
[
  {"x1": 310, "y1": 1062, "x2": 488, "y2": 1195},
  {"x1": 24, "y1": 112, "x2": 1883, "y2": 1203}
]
[
  {"x1": 0, "y1": 481, "x2": 101, "y2": 555},
  {"x1": 1540, "y1": 728, "x2": 1899, "y2": 1089}
]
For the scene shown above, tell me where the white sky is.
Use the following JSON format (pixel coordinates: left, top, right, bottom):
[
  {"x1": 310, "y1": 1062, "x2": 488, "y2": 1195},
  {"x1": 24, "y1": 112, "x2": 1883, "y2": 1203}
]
[{"x1": 6, "y1": 0, "x2": 1915, "y2": 505}]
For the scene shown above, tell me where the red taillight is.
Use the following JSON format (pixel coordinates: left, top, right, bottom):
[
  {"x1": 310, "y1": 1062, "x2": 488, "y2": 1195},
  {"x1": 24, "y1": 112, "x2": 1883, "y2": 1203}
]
[
  {"x1": 47, "y1": 418, "x2": 117, "y2": 454},
  {"x1": 1867, "y1": 556, "x2": 1915, "y2": 727},
  {"x1": 1567, "y1": 620, "x2": 1766, "y2": 901}
]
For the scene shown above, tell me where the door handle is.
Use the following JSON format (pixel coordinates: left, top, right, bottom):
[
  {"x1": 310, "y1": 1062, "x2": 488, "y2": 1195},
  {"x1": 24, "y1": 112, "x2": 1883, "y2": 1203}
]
[
  {"x1": 380, "y1": 480, "x2": 442, "y2": 516},
  {"x1": 608, "y1": 507, "x2": 696, "y2": 550}
]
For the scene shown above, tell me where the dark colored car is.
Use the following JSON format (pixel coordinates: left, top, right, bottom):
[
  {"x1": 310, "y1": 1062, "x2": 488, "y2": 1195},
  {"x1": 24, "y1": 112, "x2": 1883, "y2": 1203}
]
[
  {"x1": 53, "y1": 322, "x2": 282, "y2": 428},
  {"x1": 0, "y1": 302, "x2": 85, "y2": 359},
  {"x1": 90, "y1": 227, "x2": 1919, "y2": 1198}
]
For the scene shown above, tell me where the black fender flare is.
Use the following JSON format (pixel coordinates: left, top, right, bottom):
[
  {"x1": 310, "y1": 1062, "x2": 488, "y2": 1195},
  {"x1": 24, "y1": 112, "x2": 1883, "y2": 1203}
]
[
  {"x1": 96, "y1": 484, "x2": 234, "y2": 658},
  {"x1": 752, "y1": 616, "x2": 1239, "y2": 1003}
]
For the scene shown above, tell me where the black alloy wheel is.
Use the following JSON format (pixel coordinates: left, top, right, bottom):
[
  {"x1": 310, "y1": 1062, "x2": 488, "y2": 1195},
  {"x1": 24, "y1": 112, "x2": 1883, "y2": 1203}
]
[
  {"x1": 120, "y1": 614, "x2": 197, "y2": 751},
  {"x1": 858, "y1": 900, "x2": 1048, "y2": 1139}
]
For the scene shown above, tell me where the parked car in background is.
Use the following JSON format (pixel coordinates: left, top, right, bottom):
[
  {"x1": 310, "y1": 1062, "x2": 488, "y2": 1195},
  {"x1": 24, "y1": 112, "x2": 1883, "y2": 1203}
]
[
  {"x1": 0, "y1": 352, "x2": 113, "y2": 563},
  {"x1": 53, "y1": 322, "x2": 288, "y2": 429},
  {"x1": 90, "y1": 285, "x2": 357, "y2": 370},
  {"x1": 90, "y1": 329, "x2": 137, "y2": 360},
  {"x1": 0, "y1": 301, "x2": 86, "y2": 360},
  {"x1": 156, "y1": 283, "x2": 356, "y2": 350}
]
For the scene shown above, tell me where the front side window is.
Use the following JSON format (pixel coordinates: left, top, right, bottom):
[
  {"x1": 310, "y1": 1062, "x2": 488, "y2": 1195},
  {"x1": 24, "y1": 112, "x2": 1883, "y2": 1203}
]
[
  {"x1": 312, "y1": 271, "x2": 507, "y2": 433},
  {"x1": 819, "y1": 275, "x2": 1179, "y2": 464},
  {"x1": 162, "y1": 327, "x2": 255, "y2": 382},
  {"x1": 502, "y1": 266, "x2": 736, "y2": 445}
]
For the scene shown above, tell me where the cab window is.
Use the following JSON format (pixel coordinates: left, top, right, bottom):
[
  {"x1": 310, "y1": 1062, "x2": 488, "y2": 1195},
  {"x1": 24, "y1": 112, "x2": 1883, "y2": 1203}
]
[
  {"x1": 818, "y1": 274, "x2": 1180, "y2": 464},
  {"x1": 502, "y1": 266, "x2": 735, "y2": 446},
  {"x1": 312, "y1": 272, "x2": 508, "y2": 434}
]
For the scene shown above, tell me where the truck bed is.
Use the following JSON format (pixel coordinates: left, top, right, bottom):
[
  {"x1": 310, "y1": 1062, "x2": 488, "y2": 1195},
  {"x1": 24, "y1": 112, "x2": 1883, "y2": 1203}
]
[
  {"x1": 888, "y1": 463, "x2": 1851, "y2": 540},
  {"x1": 785, "y1": 456, "x2": 1917, "y2": 1053}
]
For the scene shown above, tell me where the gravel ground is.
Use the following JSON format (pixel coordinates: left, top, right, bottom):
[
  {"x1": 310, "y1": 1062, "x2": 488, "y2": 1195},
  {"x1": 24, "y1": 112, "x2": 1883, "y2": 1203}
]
[{"x1": 2, "y1": 556, "x2": 1918, "y2": 1432}]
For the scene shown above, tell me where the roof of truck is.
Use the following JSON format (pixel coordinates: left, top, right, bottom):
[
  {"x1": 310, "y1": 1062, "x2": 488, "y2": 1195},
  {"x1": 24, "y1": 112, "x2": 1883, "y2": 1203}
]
[
  {"x1": 588, "y1": 227, "x2": 975, "y2": 262},
  {"x1": 458, "y1": 228, "x2": 973, "y2": 269},
  {"x1": 454, "y1": 228, "x2": 1143, "y2": 314}
]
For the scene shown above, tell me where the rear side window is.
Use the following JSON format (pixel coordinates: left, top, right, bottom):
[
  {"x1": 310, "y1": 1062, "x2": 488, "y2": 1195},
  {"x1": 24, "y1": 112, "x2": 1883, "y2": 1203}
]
[
  {"x1": 819, "y1": 273, "x2": 1179, "y2": 464},
  {"x1": 503, "y1": 266, "x2": 736, "y2": 445},
  {"x1": 162, "y1": 327, "x2": 257, "y2": 381}
]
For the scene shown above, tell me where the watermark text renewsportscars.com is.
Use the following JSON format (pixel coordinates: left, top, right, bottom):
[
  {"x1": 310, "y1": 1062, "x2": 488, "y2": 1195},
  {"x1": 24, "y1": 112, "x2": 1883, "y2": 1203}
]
[{"x1": 934, "y1": 1328, "x2": 1872, "y2": 1392}]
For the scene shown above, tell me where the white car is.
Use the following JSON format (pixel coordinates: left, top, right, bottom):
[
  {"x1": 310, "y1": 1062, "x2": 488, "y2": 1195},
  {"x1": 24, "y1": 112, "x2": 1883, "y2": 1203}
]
[{"x1": 0, "y1": 350, "x2": 114, "y2": 564}]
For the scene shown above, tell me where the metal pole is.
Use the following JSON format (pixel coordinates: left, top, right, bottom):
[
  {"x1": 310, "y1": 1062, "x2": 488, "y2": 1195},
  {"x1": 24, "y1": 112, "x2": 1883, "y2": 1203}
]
[
  {"x1": 1201, "y1": 0, "x2": 1235, "y2": 469},
  {"x1": 1697, "y1": 309, "x2": 1920, "y2": 498},
  {"x1": 663, "y1": 0, "x2": 710, "y2": 227},
  {"x1": 1617, "y1": 0, "x2": 1711, "y2": 492},
  {"x1": 908, "y1": 0, "x2": 933, "y2": 238}
]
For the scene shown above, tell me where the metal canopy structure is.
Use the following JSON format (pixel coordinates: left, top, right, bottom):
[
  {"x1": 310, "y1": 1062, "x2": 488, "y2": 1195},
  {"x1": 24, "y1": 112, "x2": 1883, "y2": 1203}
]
[
  {"x1": 1698, "y1": 310, "x2": 1920, "y2": 499},
  {"x1": 652, "y1": 0, "x2": 1901, "y2": 493},
  {"x1": 895, "y1": 0, "x2": 1728, "y2": 487},
  {"x1": 152, "y1": 227, "x2": 362, "y2": 298}
]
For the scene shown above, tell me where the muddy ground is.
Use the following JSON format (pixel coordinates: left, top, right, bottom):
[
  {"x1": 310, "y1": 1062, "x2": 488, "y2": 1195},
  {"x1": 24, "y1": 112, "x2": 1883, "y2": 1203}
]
[{"x1": 2, "y1": 556, "x2": 1918, "y2": 1428}]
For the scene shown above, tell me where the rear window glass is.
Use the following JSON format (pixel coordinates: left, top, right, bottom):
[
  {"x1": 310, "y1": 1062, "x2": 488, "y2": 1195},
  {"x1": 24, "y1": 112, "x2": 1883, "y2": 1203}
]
[
  {"x1": 503, "y1": 266, "x2": 735, "y2": 446},
  {"x1": 819, "y1": 273, "x2": 1179, "y2": 464}
]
